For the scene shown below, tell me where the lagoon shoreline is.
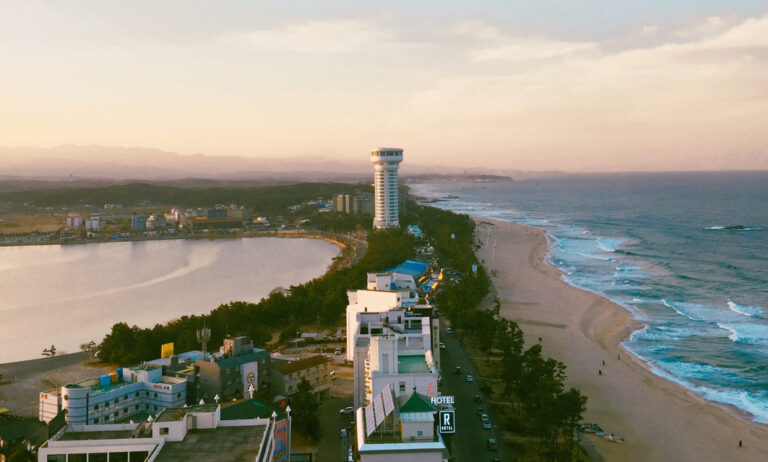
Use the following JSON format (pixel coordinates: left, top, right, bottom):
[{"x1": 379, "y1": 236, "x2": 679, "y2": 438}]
[{"x1": 475, "y1": 217, "x2": 767, "y2": 462}]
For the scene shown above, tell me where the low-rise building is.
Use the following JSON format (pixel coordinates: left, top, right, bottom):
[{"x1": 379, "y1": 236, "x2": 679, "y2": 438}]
[
  {"x1": 37, "y1": 404, "x2": 282, "y2": 462},
  {"x1": 85, "y1": 215, "x2": 101, "y2": 231},
  {"x1": 131, "y1": 214, "x2": 146, "y2": 231},
  {"x1": 65, "y1": 213, "x2": 83, "y2": 229},
  {"x1": 145, "y1": 214, "x2": 166, "y2": 229},
  {"x1": 355, "y1": 388, "x2": 448, "y2": 462},
  {"x1": 195, "y1": 337, "x2": 269, "y2": 402},
  {"x1": 271, "y1": 355, "x2": 332, "y2": 396},
  {"x1": 39, "y1": 365, "x2": 186, "y2": 426}
]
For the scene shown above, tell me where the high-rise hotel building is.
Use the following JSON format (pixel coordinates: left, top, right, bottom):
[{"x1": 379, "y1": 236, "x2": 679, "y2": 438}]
[{"x1": 370, "y1": 147, "x2": 403, "y2": 229}]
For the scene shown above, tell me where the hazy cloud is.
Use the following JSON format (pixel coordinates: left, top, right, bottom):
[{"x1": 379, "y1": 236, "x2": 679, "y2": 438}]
[{"x1": 222, "y1": 20, "x2": 399, "y2": 54}]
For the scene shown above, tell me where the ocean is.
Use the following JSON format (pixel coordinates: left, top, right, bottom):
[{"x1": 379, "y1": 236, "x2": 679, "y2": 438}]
[
  {"x1": 0, "y1": 237, "x2": 339, "y2": 363},
  {"x1": 410, "y1": 171, "x2": 768, "y2": 423}
]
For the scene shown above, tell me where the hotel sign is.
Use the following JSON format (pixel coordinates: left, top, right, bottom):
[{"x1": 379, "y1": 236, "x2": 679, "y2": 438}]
[
  {"x1": 430, "y1": 395, "x2": 454, "y2": 405},
  {"x1": 438, "y1": 410, "x2": 455, "y2": 434}
]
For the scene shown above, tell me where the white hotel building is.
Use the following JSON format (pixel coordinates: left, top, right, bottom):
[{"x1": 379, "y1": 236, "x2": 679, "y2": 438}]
[
  {"x1": 370, "y1": 147, "x2": 403, "y2": 229},
  {"x1": 346, "y1": 273, "x2": 439, "y2": 408}
]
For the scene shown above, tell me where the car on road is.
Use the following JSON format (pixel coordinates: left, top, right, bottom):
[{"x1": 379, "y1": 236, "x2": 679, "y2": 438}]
[
  {"x1": 477, "y1": 407, "x2": 486, "y2": 416},
  {"x1": 482, "y1": 417, "x2": 492, "y2": 429},
  {"x1": 446, "y1": 327, "x2": 453, "y2": 334},
  {"x1": 465, "y1": 374, "x2": 474, "y2": 382},
  {"x1": 339, "y1": 406, "x2": 354, "y2": 415},
  {"x1": 455, "y1": 366, "x2": 462, "y2": 375},
  {"x1": 474, "y1": 394, "x2": 482, "y2": 403},
  {"x1": 340, "y1": 428, "x2": 347, "y2": 439},
  {"x1": 487, "y1": 438, "x2": 498, "y2": 451},
  {"x1": 439, "y1": 342, "x2": 446, "y2": 350}
]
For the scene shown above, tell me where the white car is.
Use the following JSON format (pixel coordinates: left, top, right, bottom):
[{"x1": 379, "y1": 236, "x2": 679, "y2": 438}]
[
  {"x1": 466, "y1": 374, "x2": 474, "y2": 382},
  {"x1": 339, "y1": 406, "x2": 355, "y2": 415},
  {"x1": 439, "y1": 342, "x2": 446, "y2": 350}
]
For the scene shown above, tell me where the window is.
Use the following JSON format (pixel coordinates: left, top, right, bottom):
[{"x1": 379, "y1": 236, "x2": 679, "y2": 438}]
[
  {"x1": 135, "y1": 405, "x2": 139, "y2": 410},
  {"x1": 417, "y1": 430, "x2": 424, "y2": 437},
  {"x1": 113, "y1": 412, "x2": 118, "y2": 418},
  {"x1": 154, "y1": 392, "x2": 158, "y2": 398},
  {"x1": 399, "y1": 382, "x2": 406, "y2": 393},
  {"x1": 159, "y1": 427, "x2": 169, "y2": 435},
  {"x1": 177, "y1": 392, "x2": 181, "y2": 399},
  {"x1": 108, "y1": 453, "x2": 127, "y2": 462},
  {"x1": 135, "y1": 392, "x2": 140, "y2": 398},
  {"x1": 93, "y1": 404, "x2": 99, "y2": 411}
]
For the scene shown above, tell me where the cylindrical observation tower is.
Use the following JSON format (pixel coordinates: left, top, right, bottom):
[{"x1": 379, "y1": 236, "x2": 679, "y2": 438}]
[{"x1": 370, "y1": 147, "x2": 403, "y2": 229}]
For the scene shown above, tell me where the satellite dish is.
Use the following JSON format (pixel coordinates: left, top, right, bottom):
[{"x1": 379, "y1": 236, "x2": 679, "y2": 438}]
[
  {"x1": 147, "y1": 415, "x2": 153, "y2": 422},
  {"x1": 199, "y1": 399, "x2": 205, "y2": 405},
  {"x1": 214, "y1": 394, "x2": 220, "y2": 403}
]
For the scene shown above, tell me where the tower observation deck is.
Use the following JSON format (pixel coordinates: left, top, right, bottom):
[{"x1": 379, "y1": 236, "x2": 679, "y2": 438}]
[{"x1": 370, "y1": 147, "x2": 403, "y2": 229}]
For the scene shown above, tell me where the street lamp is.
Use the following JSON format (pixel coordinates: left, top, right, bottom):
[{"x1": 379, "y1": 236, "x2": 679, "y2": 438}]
[{"x1": 285, "y1": 405, "x2": 292, "y2": 461}]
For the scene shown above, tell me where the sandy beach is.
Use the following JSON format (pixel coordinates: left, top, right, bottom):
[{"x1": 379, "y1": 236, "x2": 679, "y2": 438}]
[{"x1": 475, "y1": 218, "x2": 767, "y2": 462}]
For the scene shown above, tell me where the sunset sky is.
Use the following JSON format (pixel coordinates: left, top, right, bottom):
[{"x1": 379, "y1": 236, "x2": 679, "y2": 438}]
[{"x1": 1, "y1": 1, "x2": 767, "y2": 171}]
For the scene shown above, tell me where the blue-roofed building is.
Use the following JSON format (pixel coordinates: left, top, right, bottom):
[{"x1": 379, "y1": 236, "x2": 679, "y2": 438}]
[
  {"x1": 405, "y1": 224, "x2": 423, "y2": 238},
  {"x1": 423, "y1": 280, "x2": 439, "y2": 293},
  {"x1": 387, "y1": 259, "x2": 428, "y2": 279}
]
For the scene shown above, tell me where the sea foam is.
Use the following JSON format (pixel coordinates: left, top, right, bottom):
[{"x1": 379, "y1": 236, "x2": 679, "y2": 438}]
[{"x1": 727, "y1": 301, "x2": 763, "y2": 317}]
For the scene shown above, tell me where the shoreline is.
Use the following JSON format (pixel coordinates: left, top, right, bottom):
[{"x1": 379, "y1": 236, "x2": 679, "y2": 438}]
[
  {"x1": 475, "y1": 217, "x2": 767, "y2": 462},
  {"x1": 0, "y1": 229, "x2": 348, "y2": 251}
]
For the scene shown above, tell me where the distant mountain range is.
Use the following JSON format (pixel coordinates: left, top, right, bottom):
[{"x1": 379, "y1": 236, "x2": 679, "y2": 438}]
[{"x1": 0, "y1": 145, "x2": 526, "y2": 184}]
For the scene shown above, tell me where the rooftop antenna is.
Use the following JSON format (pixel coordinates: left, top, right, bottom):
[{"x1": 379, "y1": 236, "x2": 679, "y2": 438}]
[{"x1": 197, "y1": 326, "x2": 211, "y2": 360}]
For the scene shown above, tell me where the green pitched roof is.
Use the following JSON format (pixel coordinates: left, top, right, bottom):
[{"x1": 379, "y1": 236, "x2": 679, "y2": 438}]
[
  {"x1": 220, "y1": 399, "x2": 283, "y2": 420},
  {"x1": 398, "y1": 392, "x2": 436, "y2": 413}
]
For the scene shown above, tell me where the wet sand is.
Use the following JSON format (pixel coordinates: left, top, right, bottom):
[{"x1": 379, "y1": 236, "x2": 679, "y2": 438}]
[{"x1": 476, "y1": 218, "x2": 767, "y2": 461}]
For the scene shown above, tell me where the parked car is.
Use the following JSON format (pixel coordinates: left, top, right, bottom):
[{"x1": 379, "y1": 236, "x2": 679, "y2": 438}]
[
  {"x1": 474, "y1": 394, "x2": 482, "y2": 403},
  {"x1": 439, "y1": 342, "x2": 446, "y2": 350},
  {"x1": 455, "y1": 366, "x2": 462, "y2": 375},
  {"x1": 487, "y1": 438, "x2": 498, "y2": 451},
  {"x1": 477, "y1": 407, "x2": 486, "y2": 416},
  {"x1": 335, "y1": 348, "x2": 342, "y2": 355},
  {"x1": 446, "y1": 327, "x2": 453, "y2": 334},
  {"x1": 482, "y1": 417, "x2": 492, "y2": 429},
  {"x1": 339, "y1": 406, "x2": 355, "y2": 415},
  {"x1": 465, "y1": 374, "x2": 474, "y2": 382}
]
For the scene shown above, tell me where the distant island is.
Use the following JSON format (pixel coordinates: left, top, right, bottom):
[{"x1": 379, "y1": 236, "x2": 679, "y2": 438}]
[{"x1": 403, "y1": 173, "x2": 512, "y2": 183}]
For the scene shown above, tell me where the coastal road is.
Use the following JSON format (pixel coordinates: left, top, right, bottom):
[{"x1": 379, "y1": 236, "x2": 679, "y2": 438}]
[{"x1": 439, "y1": 322, "x2": 509, "y2": 462}]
